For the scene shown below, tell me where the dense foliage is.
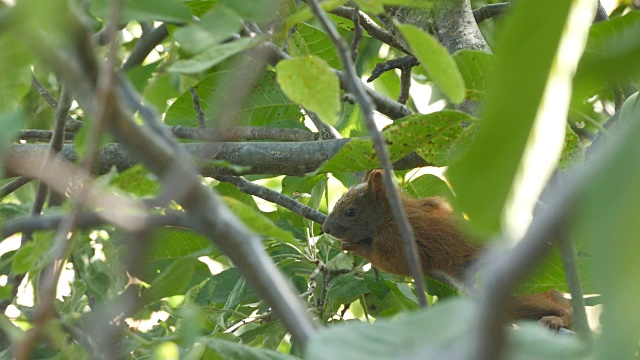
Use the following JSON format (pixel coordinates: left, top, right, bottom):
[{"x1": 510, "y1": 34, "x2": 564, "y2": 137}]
[{"x1": 0, "y1": 0, "x2": 639, "y2": 359}]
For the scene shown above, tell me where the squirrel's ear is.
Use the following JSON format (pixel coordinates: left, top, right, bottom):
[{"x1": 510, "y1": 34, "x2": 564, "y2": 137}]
[{"x1": 364, "y1": 170, "x2": 386, "y2": 197}]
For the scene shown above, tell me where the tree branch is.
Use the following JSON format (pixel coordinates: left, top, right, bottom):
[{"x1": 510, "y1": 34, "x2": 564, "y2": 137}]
[
  {"x1": 307, "y1": 0, "x2": 428, "y2": 308},
  {"x1": 4, "y1": 141, "x2": 429, "y2": 177},
  {"x1": 367, "y1": 55, "x2": 418, "y2": 83},
  {"x1": 557, "y1": 231, "x2": 592, "y2": 342},
  {"x1": 473, "y1": 3, "x2": 509, "y2": 24},
  {"x1": 0, "y1": 177, "x2": 32, "y2": 199},
  {"x1": 121, "y1": 23, "x2": 168, "y2": 71},
  {"x1": 2, "y1": 212, "x2": 191, "y2": 239},
  {"x1": 329, "y1": 6, "x2": 411, "y2": 54},
  {"x1": 215, "y1": 175, "x2": 327, "y2": 224}
]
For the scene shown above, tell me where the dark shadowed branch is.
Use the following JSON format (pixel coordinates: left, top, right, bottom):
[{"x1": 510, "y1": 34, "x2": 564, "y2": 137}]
[
  {"x1": 473, "y1": 2, "x2": 509, "y2": 24},
  {"x1": 215, "y1": 175, "x2": 327, "y2": 224}
]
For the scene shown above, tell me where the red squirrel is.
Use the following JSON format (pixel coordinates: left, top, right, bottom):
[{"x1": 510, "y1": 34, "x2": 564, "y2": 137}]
[{"x1": 322, "y1": 170, "x2": 573, "y2": 330}]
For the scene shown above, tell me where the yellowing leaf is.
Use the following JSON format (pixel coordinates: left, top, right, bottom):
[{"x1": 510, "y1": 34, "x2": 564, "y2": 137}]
[{"x1": 276, "y1": 56, "x2": 340, "y2": 125}]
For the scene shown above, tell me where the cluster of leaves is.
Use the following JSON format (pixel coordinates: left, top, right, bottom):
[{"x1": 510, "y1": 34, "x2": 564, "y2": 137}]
[{"x1": 0, "y1": 0, "x2": 639, "y2": 359}]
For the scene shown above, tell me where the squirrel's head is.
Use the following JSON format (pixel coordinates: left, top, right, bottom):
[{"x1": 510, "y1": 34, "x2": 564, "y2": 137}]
[{"x1": 322, "y1": 170, "x2": 389, "y2": 257}]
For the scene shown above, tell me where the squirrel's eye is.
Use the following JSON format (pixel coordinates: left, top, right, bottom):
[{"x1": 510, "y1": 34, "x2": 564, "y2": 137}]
[{"x1": 345, "y1": 208, "x2": 356, "y2": 217}]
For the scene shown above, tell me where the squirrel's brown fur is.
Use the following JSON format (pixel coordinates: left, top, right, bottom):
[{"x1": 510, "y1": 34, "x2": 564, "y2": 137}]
[{"x1": 322, "y1": 170, "x2": 573, "y2": 330}]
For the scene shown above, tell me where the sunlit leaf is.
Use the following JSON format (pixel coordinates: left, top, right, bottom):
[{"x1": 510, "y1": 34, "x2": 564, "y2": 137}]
[
  {"x1": 395, "y1": 23, "x2": 466, "y2": 104},
  {"x1": 276, "y1": 56, "x2": 340, "y2": 125},
  {"x1": 169, "y1": 37, "x2": 263, "y2": 74},
  {"x1": 90, "y1": 0, "x2": 193, "y2": 23},
  {"x1": 447, "y1": 0, "x2": 595, "y2": 235}
]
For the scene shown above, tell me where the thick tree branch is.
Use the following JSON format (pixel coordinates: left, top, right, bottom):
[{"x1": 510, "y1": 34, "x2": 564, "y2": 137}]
[
  {"x1": 2, "y1": 212, "x2": 191, "y2": 243},
  {"x1": 4, "y1": 142, "x2": 429, "y2": 177},
  {"x1": 431, "y1": 0, "x2": 492, "y2": 53}
]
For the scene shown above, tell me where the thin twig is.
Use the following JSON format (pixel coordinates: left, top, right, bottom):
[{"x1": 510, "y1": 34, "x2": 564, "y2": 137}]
[
  {"x1": 305, "y1": 110, "x2": 341, "y2": 140},
  {"x1": 300, "y1": 260, "x2": 327, "y2": 298},
  {"x1": 0, "y1": 177, "x2": 32, "y2": 199},
  {"x1": 307, "y1": 0, "x2": 428, "y2": 308},
  {"x1": 214, "y1": 175, "x2": 327, "y2": 224},
  {"x1": 350, "y1": 6, "x2": 362, "y2": 62},
  {"x1": 31, "y1": 74, "x2": 83, "y2": 132},
  {"x1": 283, "y1": 24, "x2": 298, "y2": 54},
  {"x1": 329, "y1": 6, "x2": 411, "y2": 54},
  {"x1": 557, "y1": 231, "x2": 592, "y2": 342},
  {"x1": 398, "y1": 67, "x2": 411, "y2": 104},
  {"x1": 189, "y1": 87, "x2": 206, "y2": 128},
  {"x1": 472, "y1": 2, "x2": 509, "y2": 24},
  {"x1": 121, "y1": 23, "x2": 169, "y2": 71},
  {"x1": 367, "y1": 55, "x2": 418, "y2": 83}
]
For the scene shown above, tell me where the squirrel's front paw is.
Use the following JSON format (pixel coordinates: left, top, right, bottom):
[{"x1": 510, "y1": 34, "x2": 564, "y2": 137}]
[{"x1": 538, "y1": 316, "x2": 569, "y2": 331}]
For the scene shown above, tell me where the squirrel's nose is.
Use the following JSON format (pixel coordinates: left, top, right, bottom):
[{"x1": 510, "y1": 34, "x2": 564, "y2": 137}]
[{"x1": 321, "y1": 222, "x2": 331, "y2": 234}]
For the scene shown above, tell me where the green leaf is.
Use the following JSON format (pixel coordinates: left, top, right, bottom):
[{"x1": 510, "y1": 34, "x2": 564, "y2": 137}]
[
  {"x1": 404, "y1": 174, "x2": 455, "y2": 205},
  {"x1": 173, "y1": 6, "x2": 243, "y2": 55},
  {"x1": 90, "y1": 0, "x2": 193, "y2": 23},
  {"x1": 574, "y1": 11, "x2": 640, "y2": 102},
  {"x1": 0, "y1": 110, "x2": 26, "y2": 179},
  {"x1": 199, "y1": 338, "x2": 298, "y2": 360},
  {"x1": 391, "y1": 111, "x2": 472, "y2": 165},
  {"x1": 109, "y1": 165, "x2": 161, "y2": 198},
  {"x1": 353, "y1": 0, "x2": 433, "y2": 14},
  {"x1": 276, "y1": 56, "x2": 340, "y2": 125},
  {"x1": 453, "y1": 50, "x2": 494, "y2": 102},
  {"x1": 559, "y1": 125, "x2": 584, "y2": 170},
  {"x1": 145, "y1": 228, "x2": 214, "y2": 260},
  {"x1": 165, "y1": 70, "x2": 302, "y2": 127},
  {"x1": 317, "y1": 111, "x2": 472, "y2": 173},
  {"x1": 220, "y1": 0, "x2": 280, "y2": 24},
  {"x1": 206, "y1": 268, "x2": 256, "y2": 306},
  {"x1": 141, "y1": 259, "x2": 195, "y2": 305},
  {"x1": 223, "y1": 196, "x2": 298, "y2": 245},
  {"x1": 288, "y1": 23, "x2": 340, "y2": 69},
  {"x1": 0, "y1": 36, "x2": 32, "y2": 111},
  {"x1": 12, "y1": 234, "x2": 48, "y2": 275},
  {"x1": 307, "y1": 299, "x2": 473, "y2": 358},
  {"x1": 447, "y1": 0, "x2": 594, "y2": 235},
  {"x1": 169, "y1": 37, "x2": 263, "y2": 74},
  {"x1": 575, "y1": 93, "x2": 640, "y2": 359},
  {"x1": 0, "y1": 284, "x2": 13, "y2": 300},
  {"x1": 395, "y1": 23, "x2": 465, "y2": 104},
  {"x1": 327, "y1": 273, "x2": 371, "y2": 304}
]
